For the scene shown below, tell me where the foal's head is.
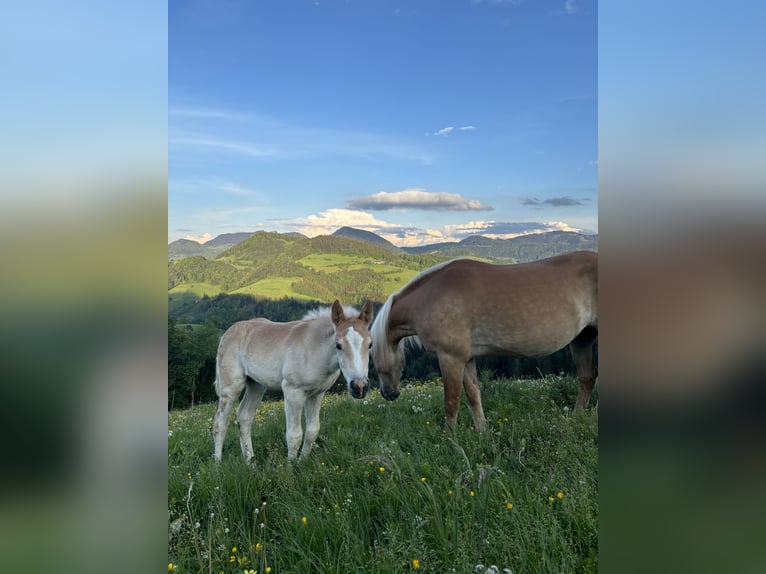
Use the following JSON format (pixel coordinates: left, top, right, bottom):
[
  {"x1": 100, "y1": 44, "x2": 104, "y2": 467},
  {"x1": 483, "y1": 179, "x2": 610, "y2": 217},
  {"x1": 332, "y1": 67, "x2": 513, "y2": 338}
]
[{"x1": 331, "y1": 299, "x2": 374, "y2": 399}]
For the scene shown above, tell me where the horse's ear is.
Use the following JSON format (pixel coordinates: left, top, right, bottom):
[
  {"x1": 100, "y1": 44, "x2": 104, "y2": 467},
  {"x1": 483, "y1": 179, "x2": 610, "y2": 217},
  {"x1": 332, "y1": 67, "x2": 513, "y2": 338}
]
[
  {"x1": 331, "y1": 299, "x2": 344, "y2": 326},
  {"x1": 359, "y1": 299, "x2": 374, "y2": 326}
]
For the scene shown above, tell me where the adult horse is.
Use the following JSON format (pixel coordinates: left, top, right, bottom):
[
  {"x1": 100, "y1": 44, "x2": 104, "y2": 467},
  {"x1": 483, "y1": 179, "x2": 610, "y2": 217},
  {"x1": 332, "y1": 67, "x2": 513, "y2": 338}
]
[
  {"x1": 371, "y1": 252, "x2": 597, "y2": 429},
  {"x1": 213, "y1": 300, "x2": 374, "y2": 462}
]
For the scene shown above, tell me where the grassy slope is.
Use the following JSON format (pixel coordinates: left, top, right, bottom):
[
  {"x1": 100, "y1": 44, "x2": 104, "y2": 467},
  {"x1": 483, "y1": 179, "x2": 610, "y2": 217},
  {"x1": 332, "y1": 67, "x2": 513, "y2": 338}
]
[{"x1": 169, "y1": 376, "x2": 598, "y2": 573}]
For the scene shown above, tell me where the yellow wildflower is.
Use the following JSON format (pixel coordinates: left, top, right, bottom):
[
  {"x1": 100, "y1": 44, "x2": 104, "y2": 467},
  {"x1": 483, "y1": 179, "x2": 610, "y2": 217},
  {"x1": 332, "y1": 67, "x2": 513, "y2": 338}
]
[
  {"x1": 266, "y1": 568, "x2": 272, "y2": 573},
  {"x1": 506, "y1": 502, "x2": 513, "y2": 510},
  {"x1": 420, "y1": 477, "x2": 427, "y2": 483},
  {"x1": 379, "y1": 467, "x2": 385, "y2": 472},
  {"x1": 168, "y1": 564, "x2": 177, "y2": 572},
  {"x1": 548, "y1": 496, "x2": 555, "y2": 503},
  {"x1": 557, "y1": 491, "x2": 564, "y2": 500},
  {"x1": 412, "y1": 558, "x2": 420, "y2": 569},
  {"x1": 470, "y1": 491, "x2": 475, "y2": 497},
  {"x1": 255, "y1": 542, "x2": 263, "y2": 552},
  {"x1": 301, "y1": 516, "x2": 307, "y2": 525},
  {"x1": 448, "y1": 489, "x2": 453, "y2": 496},
  {"x1": 232, "y1": 546, "x2": 238, "y2": 553}
]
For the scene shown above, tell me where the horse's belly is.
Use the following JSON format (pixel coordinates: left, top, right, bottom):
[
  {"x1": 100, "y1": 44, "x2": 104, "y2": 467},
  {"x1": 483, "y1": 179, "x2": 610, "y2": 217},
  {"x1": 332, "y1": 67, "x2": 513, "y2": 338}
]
[
  {"x1": 473, "y1": 323, "x2": 581, "y2": 358},
  {"x1": 243, "y1": 358, "x2": 285, "y2": 389}
]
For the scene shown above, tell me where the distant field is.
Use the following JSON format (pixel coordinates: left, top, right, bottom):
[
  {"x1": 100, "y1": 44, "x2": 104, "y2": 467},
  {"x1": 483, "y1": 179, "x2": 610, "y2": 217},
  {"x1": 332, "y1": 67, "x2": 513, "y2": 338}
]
[
  {"x1": 298, "y1": 253, "x2": 391, "y2": 273},
  {"x1": 232, "y1": 277, "x2": 315, "y2": 300}
]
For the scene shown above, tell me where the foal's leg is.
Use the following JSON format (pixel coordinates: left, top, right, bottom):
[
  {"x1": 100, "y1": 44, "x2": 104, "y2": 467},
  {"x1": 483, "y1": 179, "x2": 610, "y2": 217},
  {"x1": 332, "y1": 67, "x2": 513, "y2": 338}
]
[
  {"x1": 236, "y1": 380, "x2": 267, "y2": 464},
  {"x1": 462, "y1": 359, "x2": 487, "y2": 431},
  {"x1": 570, "y1": 327, "x2": 598, "y2": 411},
  {"x1": 438, "y1": 353, "x2": 467, "y2": 429},
  {"x1": 213, "y1": 371, "x2": 246, "y2": 462},
  {"x1": 282, "y1": 383, "x2": 307, "y2": 460},
  {"x1": 300, "y1": 391, "x2": 325, "y2": 459}
]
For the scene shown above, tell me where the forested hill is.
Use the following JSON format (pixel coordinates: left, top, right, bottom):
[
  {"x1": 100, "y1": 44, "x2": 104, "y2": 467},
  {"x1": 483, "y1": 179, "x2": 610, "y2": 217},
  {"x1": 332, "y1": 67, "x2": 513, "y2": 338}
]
[{"x1": 168, "y1": 231, "x2": 446, "y2": 310}]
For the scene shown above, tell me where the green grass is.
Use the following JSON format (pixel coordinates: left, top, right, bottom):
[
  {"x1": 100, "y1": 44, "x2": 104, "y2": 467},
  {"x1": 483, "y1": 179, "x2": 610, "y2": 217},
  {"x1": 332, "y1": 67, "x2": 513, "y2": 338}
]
[
  {"x1": 168, "y1": 376, "x2": 597, "y2": 573},
  {"x1": 169, "y1": 283, "x2": 225, "y2": 298},
  {"x1": 232, "y1": 278, "x2": 316, "y2": 301}
]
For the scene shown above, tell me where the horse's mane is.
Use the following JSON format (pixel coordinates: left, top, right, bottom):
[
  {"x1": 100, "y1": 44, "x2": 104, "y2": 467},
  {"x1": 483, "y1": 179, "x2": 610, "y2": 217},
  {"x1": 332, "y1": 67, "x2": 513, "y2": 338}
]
[
  {"x1": 302, "y1": 305, "x2": 359, "y2": 321},
  {"x1": 371, "y1": 258, "x2": 461, "y2": 352}
]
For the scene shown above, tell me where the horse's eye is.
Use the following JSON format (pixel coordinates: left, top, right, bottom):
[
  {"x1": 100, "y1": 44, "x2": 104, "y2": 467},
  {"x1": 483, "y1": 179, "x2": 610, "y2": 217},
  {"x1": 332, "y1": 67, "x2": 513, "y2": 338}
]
[
  {"x1": 368, "y1": 341, "x2": 373, "y2": 349},
  {"x1": 335, "y1": 342, "x2": 342, "y2": 350}
]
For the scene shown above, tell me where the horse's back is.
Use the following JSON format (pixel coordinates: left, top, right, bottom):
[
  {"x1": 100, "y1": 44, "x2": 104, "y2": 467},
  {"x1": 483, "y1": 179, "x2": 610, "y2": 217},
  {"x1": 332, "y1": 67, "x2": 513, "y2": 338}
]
[
  {"x1": 399, "y1": 251, "x2": 598, "y2": 357},
  {"x1": 217, "y1": 318, "x2": 297, "y2": 389}
]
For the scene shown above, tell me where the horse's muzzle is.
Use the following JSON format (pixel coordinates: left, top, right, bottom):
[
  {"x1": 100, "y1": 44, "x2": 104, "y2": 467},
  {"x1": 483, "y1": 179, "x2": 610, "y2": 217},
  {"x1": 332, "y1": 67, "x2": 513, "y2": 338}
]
[
  {"x1": 379, "y1": 385, "x2": 400, "y2": 401},
  {"x1": 349, "y1": 378, "x2": 369, "y2": 399}
]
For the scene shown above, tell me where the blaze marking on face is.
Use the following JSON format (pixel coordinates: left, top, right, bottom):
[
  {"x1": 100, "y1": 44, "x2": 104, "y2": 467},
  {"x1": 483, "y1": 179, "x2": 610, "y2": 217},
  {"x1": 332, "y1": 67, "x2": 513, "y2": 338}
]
[{"x1": 341, "y1": 326, "x2": 366, "y2": 379}]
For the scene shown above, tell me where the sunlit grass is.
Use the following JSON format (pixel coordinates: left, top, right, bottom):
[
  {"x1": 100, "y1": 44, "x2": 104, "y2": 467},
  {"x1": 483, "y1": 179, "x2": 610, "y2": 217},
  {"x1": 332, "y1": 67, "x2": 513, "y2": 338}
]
[{"x1": 168, "y1": 376, "x2": 597, "y2": 573}]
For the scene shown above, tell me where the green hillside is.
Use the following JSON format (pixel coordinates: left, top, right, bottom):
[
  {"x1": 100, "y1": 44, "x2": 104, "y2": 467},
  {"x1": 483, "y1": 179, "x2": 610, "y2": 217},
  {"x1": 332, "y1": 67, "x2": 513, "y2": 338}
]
[{"x1": 168, "y1": 231, "x2": 445, "y2": 306}]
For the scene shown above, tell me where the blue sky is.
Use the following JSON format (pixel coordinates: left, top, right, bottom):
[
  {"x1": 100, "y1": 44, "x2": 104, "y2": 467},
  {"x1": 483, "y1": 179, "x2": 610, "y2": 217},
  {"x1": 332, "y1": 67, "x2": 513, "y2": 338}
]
[{"x1": 169, "y1": 0, "x2": 597, "y2": 246}]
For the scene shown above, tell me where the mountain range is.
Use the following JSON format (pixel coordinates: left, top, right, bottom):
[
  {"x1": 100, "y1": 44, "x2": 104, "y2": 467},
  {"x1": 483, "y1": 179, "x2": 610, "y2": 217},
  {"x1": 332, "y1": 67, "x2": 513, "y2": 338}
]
[{"x1": 169, "y1": 227, "x2": 597, "y2": 263}]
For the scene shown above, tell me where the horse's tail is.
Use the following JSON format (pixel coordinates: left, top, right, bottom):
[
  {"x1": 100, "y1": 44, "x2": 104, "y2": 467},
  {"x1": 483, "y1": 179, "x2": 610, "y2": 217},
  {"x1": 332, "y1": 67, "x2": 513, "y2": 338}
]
[{"x1": 213, "y1": 334, "x2": 225, "y2": 397}]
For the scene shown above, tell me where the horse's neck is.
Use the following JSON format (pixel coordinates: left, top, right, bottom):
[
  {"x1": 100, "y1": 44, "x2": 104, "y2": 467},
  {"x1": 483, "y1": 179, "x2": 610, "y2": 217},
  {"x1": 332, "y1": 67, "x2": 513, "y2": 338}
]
[
  {"x1": 388, "y1": 292, "x2": 419, "y2": 345},
  {"x1": 307, "y1": 318, "x2": 340, "y2": 371}
]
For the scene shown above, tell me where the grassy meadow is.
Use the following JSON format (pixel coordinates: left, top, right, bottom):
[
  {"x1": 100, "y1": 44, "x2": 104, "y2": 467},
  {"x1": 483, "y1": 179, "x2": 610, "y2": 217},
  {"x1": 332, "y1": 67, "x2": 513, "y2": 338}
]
[{"x1": 168, "y1": 375, "x2": 598, "y2": 573}]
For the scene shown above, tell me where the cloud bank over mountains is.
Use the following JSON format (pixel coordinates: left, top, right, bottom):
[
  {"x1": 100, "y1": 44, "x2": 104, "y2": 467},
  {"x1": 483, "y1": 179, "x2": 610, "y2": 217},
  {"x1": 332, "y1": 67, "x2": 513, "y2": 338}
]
[{"x1": 347, "y1": 189, "x2": 492, "y2": 212}]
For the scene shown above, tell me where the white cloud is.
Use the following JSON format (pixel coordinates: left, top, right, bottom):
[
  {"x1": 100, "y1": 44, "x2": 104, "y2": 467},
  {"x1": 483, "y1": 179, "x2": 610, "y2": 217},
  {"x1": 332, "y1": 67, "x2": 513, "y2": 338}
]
[
  {"x1": 169, "y1": 106, "x2": 252, "y2": 122},
  {"x1": 433, "y1": 125, "x2": 476, "y2": 137},
  {"x1": 183, "y1": 232, "x2": 213, "y2": 244},
  {"x1": 563, "y1": 0, "x2": 578, "y2": 15},
  {"x1": 348, "y1": 188, "x2": 492, "y2": 211},
  {"x1": 271, "y1": 208, "x2": 584, "y2": 247},
  {"x1": 444, "y1": 220, "x2": 581, "y2": 240},
  {"x1": 169, "y1": 136, "x2": 278, "y2": 159}
]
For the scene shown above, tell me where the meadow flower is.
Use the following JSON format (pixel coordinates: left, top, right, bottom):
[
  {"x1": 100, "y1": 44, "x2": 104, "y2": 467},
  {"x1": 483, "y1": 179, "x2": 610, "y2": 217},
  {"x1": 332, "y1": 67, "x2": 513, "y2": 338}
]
[
  {"x1": 232, "y1": 546, "x2": 238, "y2": 553},
  {"x1": 302, "y1": 516, "x2": 307, "y2": 525},
  {"x1": 255, "y1": 542, "x2": 263, "y2": 552},
  {"x1": 379, "y1": 466, "x2": 385, "y2": 472},
  {"x1": 506, "y1": 503, "x2": 513, "y2": 510},
  {"x1": 470, "y1": 491, "x2": 475, "y2": 497},
  {"x1": 412, "y1": 558, "x2": 420, "y2": 569},
  {"x1": 244, "y1": 569, "x2": 256, "y2": 574},
  {"x1": 548, "y1": 496, "x2": 555, "y2": 503},
  {"x1": 266, "y1": 568, "x2": 272, "y2": 573},
  {"x1": 557, "y1": 491, "x2": 564, "y2": 500},
  {"x1": 168, "y1": 564, "x2": 177, "y2": 572},
  {"x1": 420, "y1": 477, "x2": 427, "y2": 483}
]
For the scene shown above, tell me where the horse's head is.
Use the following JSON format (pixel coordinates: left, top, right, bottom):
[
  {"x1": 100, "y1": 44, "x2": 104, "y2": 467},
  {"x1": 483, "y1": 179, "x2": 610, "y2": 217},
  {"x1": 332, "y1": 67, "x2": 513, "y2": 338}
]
[
  {"x1": 370, "y1": 309, "x2": 405, "y2": 402},
  {"x1": 331, "y1": 299, "x2": 374, "y2": 399}
]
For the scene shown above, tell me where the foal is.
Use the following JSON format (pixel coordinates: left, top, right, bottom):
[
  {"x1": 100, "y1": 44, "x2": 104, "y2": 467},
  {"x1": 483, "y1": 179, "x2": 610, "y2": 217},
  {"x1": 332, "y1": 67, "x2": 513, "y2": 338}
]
[{"x1": 213, "y1": 300, "x2": 374, "y2": 462}]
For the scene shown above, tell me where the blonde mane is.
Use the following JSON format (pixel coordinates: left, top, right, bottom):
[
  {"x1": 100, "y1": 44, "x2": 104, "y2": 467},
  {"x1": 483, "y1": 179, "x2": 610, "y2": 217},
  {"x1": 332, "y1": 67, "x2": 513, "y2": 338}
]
[{"x1": 303, "y1": 305, "x2": 360, "y2": 321}]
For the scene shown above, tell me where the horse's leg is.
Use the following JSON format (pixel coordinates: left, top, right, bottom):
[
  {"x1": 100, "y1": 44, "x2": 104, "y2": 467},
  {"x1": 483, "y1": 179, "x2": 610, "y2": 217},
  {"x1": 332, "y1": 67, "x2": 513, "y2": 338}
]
[
  {"x1": 236, "y1": 380, "x2": 267, "y2": 464},
  {"x1": 570, "y1": 326, "x2": 598, "y2": 411},
  {"x1": 282, "y1": 384, "x2": 307, "y2": 460},
  {"x1": 213, "y1": 371, "x2": 245, "y2": 462},
  {"x1": 462, "y1": 358, "x2": 487, "y2": 431},
  {"x1": 438, "y1": 353, "x2": 467, "y2": 429},
  {"x1": 299, "y1": 391, "x2": 325, "y2": 459}
]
